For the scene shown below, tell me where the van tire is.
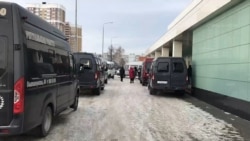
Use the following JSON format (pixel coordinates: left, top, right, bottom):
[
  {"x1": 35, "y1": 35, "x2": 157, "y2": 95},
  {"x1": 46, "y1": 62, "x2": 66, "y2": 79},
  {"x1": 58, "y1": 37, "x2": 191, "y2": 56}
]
[
  {"x1": 94, "y1": 87, "x2": 100, "y2": 95},
  {"x1": 149, "y1": 89, "x2": 155, "y2": 95},
  {"x1": 101, "y1": 86, "x2": 104, "y2": 90},
  {"x1": 104, "y1": 79, "x2": 108, "y2": 84},
  {"x1": 149, "y1": 86, "x2": 155, "y2": 95},
  {"x1": 177, "y1": 90, "x2": 185, "y2": 97},
  {"x1": 38, "y1": 106, "x2": 53, "y2": 137},
  {"x1": 70, "y1": 93, "x2": 79, "y2": 111}
]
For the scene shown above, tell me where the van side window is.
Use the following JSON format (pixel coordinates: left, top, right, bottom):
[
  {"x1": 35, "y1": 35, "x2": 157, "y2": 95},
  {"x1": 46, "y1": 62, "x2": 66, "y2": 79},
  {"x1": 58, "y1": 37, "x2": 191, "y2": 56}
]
[
  {"x1": 27, "y1": 48, "x2": 71, "y2": 79},
  {"x1": 27, "y1": 49, "x2": 54, "y2": 79},
  {"x1": 95, "y1": 58, "x2": 101, "y2": 71},
  {"x1": 157, "y1": 62, "x2": 169, "y2": 72},
  {"x1": 172, "y1": 62, "x2": 184, "y2": 73}
]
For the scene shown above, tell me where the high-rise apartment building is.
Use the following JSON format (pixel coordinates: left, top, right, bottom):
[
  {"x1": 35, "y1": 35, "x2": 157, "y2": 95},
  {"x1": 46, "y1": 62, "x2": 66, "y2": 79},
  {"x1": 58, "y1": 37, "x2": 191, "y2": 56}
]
[
  {"x1": 26, "y1": 3, "x2": 82, "y2": 52},
  {"x1": 27, "y1": 3, "x2": 65, "y2": 32},
  {"x1": 65, "y1": 22, "x2": 82, "y2": 52}
]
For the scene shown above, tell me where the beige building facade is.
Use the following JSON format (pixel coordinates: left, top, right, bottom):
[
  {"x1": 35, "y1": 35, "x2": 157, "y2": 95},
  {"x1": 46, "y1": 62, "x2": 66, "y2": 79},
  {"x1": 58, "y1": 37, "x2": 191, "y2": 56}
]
[
  {"x1": 26, "y1": 3, "x2": 82, "y2": 52},
  {"x1": 27, "y1": 3, "x2": 66, "y2": 32},
  {"x1": 65, "y1": 22, "x2": 82, "y2": 52}
]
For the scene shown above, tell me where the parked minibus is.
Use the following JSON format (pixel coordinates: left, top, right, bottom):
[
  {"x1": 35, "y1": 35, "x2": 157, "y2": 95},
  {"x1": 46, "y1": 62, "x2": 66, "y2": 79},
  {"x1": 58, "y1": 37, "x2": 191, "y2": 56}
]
[
  {"x1": 106, "y1": 61, "x2": 115, "y2": 79},
  {"x1": 0, "y1": 2, "x2": 79, "y2": 137},
  {"x1": 73, "y1": 52, "x2": 105, "y2": 95},
  {"x1": 148, "y1": 57, "x2": 187, "y2": 95}
]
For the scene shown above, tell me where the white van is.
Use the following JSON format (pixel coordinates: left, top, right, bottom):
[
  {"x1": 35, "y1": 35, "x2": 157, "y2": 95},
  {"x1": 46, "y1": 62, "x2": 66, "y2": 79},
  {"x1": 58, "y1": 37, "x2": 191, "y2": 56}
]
[
  {"x1": 106, "y1": 61, "x2": 116, "y2": 79},
  {"x1": 124, "y1": 61, "x2": 143, "y2": 77}
]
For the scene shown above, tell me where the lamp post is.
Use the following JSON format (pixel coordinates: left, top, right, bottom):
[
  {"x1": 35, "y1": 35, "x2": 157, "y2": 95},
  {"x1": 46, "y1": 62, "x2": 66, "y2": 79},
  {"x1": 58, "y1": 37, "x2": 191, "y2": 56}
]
[
  {"x1": 75, "y1": 0, "x2": 78, "y2": 52},
  {"x1": 102, "y1": 22, "x2": 113, "y2": 57}
]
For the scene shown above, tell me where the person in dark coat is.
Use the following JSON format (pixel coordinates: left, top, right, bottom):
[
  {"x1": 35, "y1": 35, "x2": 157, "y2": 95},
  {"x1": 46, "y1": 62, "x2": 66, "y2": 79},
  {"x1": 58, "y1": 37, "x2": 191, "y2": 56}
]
[
  {"x1": 134, "y1": 67, "x2": 138, "y2": 78},
  {"x1": 138, "y1": 67, "x2": 141, "y2": 80},
  {"x1": 129, "y1": 67, "x2": 135, "y2": 83},
  {"x1": 187, "y1": 65, "x2": 192, "y2": 85},
  {"x1": 119, "y1": 66, "x2": 125, "y2": 82}
]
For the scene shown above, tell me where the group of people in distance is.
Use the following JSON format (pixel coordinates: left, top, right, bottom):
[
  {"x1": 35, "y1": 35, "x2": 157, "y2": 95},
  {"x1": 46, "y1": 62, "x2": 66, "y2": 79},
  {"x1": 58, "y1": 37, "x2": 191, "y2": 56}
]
[{"x1": 119, "y1": 66, "x2": 141, "y2": 83}]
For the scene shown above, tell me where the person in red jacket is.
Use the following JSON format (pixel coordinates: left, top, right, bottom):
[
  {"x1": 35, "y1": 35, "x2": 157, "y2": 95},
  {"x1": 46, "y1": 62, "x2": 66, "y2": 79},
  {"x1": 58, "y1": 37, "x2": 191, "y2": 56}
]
[{"x1": 129, "y1": 67, "x2": 135, "y2": 83}]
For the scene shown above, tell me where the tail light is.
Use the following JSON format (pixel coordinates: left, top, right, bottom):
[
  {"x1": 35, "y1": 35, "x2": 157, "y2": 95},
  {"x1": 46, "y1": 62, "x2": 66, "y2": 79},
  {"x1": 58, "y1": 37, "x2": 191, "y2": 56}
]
[
  {"x1": 94, "y1": 72, "x2": 98, "y2": 80},
  {"x1": 152, "y1": 74, "x2": 155, "y2": 80},
  {"x1": 14, "y1": 77, "x2": 25, "y2": 114}
]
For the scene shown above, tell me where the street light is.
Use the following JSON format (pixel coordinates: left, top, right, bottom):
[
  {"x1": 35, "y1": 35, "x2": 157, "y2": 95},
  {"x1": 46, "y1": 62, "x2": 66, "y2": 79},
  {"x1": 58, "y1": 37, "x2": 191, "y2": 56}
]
[
  {"x1": 102, "y1": 22, "x2": 113, "y2": 57},
  {"x1": 75, "y1": 0, "x2": 78, "y2": 52}
]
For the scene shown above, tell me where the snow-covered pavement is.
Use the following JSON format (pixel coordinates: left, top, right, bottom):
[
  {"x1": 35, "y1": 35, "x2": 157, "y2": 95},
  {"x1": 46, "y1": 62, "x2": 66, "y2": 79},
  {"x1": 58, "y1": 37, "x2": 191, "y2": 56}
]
[{"x1": 3, "y1": 77, "x2": 250, "y2": 141}]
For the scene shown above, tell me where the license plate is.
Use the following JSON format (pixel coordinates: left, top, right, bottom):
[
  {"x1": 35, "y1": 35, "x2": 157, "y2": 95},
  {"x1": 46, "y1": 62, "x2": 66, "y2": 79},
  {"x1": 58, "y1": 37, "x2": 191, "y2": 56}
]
[{"x1": 157, "y1": 81, "x2": 168, "y2": 84}]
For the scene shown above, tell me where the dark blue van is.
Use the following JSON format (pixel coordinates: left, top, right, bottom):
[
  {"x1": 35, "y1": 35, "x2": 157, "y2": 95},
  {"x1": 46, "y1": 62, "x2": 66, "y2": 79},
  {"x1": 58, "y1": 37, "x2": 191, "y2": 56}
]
[
  {"x1": 73, "y1": 52, "x2": 105, "y2": 95},
  {"x1": 148, "y1": 57, "x2": 187, "y2": 95},
  {"x1": 0, "y1": 2, "x2": 79, "y2": 137}
]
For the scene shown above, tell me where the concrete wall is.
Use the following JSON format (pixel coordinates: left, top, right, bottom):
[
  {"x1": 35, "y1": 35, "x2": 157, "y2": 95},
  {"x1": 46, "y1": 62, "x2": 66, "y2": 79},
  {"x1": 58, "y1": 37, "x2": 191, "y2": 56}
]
[{"x1": 192, "y1": 0, "x2": 250, "y2": 102}]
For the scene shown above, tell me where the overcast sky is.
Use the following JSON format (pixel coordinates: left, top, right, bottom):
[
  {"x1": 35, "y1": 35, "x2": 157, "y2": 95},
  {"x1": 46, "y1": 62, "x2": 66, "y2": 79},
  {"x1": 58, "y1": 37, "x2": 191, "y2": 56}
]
[{"x1": 4, "y1": 0, "x2": 192, "y2": 55}]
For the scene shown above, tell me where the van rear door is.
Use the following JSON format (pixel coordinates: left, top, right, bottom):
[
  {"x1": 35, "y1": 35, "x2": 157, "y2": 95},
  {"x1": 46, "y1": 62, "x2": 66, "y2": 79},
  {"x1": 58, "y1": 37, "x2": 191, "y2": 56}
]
[
  {"x1": 0, "y1": 3, "x2": 14, "y2": 126},
  {"x1": 77, "y1": 55, "x2": 96, "y2": 85},
  {"x1": 170, "y1": 58, "x2": 187, "y2": 89},
  {"x1": 154, "y1": 58, "x2": 171, "y2": 88}
]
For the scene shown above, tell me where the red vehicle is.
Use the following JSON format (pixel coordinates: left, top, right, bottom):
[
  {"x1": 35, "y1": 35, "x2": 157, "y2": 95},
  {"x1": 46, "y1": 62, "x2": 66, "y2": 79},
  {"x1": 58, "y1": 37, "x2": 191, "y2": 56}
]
[{"x1": 140, "y1": 58, "x2": 154, "y2": 86}]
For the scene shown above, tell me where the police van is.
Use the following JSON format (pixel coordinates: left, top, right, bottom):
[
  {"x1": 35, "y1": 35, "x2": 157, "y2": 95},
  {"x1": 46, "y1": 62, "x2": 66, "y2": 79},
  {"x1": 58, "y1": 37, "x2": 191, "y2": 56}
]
[{"x1": 0, "y1": 2, "x2": 79, "y2": 136}]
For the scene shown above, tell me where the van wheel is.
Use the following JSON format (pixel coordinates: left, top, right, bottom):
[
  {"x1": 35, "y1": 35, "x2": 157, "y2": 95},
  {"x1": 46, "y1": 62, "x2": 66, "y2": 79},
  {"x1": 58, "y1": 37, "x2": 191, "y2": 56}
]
[
  {"x1": 112, "y1": 75, "x2": 114, "y2": 79},
  {"x1": 70, "y1": 93, "x2": 79, "y2": 111},
  {"x1": 38, "y1": 106, "x2": 52, "y2": 137},
  {"x1": 104, "y1": 79, "x2": 108, "y2": 84},
  {"x1": 149, "y1": 89, "x2": 154, "y2": 95},
  {"x1": 142, "y1": 82, "x2": 146, "y2": 86},
  {"x1": 101, "y1": 86, "x2": 104, "y2": 90},
  {"x1": 94, "y1": 87, "x2": 101, "y2": 95},
  {"x1": 149, "y1": 86, "x2": 155, "y2": 95},
  {"x1": 177, "y1": 90, "x2": 185, "y2": 97}
]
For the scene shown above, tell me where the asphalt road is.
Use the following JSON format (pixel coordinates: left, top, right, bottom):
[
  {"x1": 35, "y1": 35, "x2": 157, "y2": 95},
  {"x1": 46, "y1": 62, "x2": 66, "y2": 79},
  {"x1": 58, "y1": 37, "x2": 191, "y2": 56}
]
[{"x1": 1, "y1": 76, "x2": 250, "y2": 141}]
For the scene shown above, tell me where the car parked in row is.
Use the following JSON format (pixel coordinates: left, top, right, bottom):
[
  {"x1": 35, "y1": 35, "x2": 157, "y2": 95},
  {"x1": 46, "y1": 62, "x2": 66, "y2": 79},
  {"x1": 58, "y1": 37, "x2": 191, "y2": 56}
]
[
  {"x1": 148, "y1": 57, "x2": 188, "y2": 96},
  {"x1": 73, "y1": 52, "x2": 105, "y2": 95},
  {"x1": 0, "y1": 2, "x2": 79, "y2": 137}
]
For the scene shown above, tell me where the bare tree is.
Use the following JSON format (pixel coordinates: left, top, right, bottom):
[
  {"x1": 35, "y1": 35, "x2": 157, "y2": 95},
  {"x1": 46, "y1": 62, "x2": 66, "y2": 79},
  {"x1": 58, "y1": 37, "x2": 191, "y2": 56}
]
[
  {"x1": 107, "y1": 45, "x2": 115, "y2": 61},
  {"x1": 119, "y1": 58, "x2": 126, "y2": 66},
  {"x1": 107, "y1": 45, "x2": 126, "y2": 66}
]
